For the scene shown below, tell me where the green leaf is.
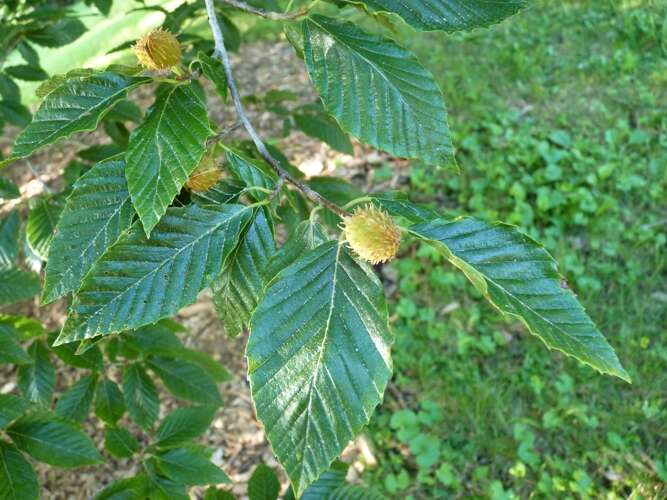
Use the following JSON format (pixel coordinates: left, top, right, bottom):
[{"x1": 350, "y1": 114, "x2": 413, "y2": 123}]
[
  {"x1": 263, "y1": 220, "x2": 328, "y2": 284},
  {"x1": 248, "y1": 241, "x2": 393, "y2": 496},
  {"x1": 7, "y1": 415, "x2": 102, "y2": 467},
  {"x1": 156, "y1": 447, "x2": 230, "y2": 486},
  {"x1": 0, "y1": 75, "x2": 20, "y2": 102},
  {"x1": 42, "y1": 157, "x2": 135, "y2": 304},
  {"x1": 125, "y1": 83, "x2": 212, "y2": 235},
  {"x1": 212, "y1": 209, "x2": 275, "y2": 337},
  {"x1": 0, "y1": 336, "x2": 32, "y2": 365},
  {"x1": 26, "y1": 194, "x2": 65, "y2": 260},
  {"x1": 330, "y1": 484, "x2": 384, "y2": 499},
  {"x1": 105, "y1": 100, "x2": 142, "y2": 123},
  {"x1": 56, "y1": 203, "x2": 252, "y2": 345},
  {"x1": 409, "y1": 217, "x2": 629, "y2": 381},
  {"x1": 0, "y1": 268, "x2": 40, "y2": 305},
  {"x1": 104, "y1": 427, "x2": 139, "y2": 459},
  {"x1": 293, "y1": 112, "x2": 353, "y2": 154},
  {"x1": 17, "y1": 341, "x2": 55, "y2": 405},
  {"x1": 204, "y1": 487, "x2": 236, "y2": 500},
  {"x1": 350, "y1": 0, "x2": 527, "y2": 32},
  {"x1": 147, "y1": 356, "x2": 222, "y2": 405},
  {"x1": 26, "y1": 18, "x2": 87, "y2": 47},
  {"x1": 93, "y1": 0, "x2": 113, "y2": 16},
  {"x1": 373, "y1": 196, "x2": 441, "y2": 224},
  {"x1": 0, "y1": 101, "x2": 31, "y2": 128},
  {"x1": 155, "y1": 405, "x2": 218, "y2": 448},
  {"x1": 2, "y1": 72, "x2": 150, "y2": 167},
  {"x1": 248, "y1": 464, "x2": 280, "y2": 500},
  {"x1": 0, "y1": 209, "x2": 20, "y2": 268},
  {"x1": 95, "y1": 379, "x2": 126, "y2": 425},
  {"x1": 197, "y1": 51, "x2": 227, "y2": 101},
  {"x1": 55, "y1": 375, "x2": 98, "y2": 422},
  {"x1": 0, "y1": 177, "x2": 20, "y2": 200},
  {"x1": 95, "y1": 474, "x2": 150, "y2": 500},
  {"x1": 144, "y1": 458, "x2": 189, "y2": 500},
  {"x1": 0, "y1": 315, "x2": 45, "y2": 340},
  {"x1": 0, "y1": 395, "x2": 29, "y2": 429},
  {"x1": 17, "y1": 42, "x2": 40, "y2": 68},
  {"x1": 224, "y1": 148, "x2": 276, "y2": 193},
  {"x1": 48, "y1": 332, "x2": 104, "y2": 371},
  {"x1": 4, "y1": 65, "x2": 48, "y2": 82},
  {"x1": 299, "y1": 461, "x2": 348, "y2": 499},
  {"x1": 0, "y1": 441, "x2": 39, "y2": 500},
  {"x1": 123, "y1": 364, "x2": 159, "y2": 430},
  {"x1": 302, "y1": 16, "x2": 452, "y2": 167}
]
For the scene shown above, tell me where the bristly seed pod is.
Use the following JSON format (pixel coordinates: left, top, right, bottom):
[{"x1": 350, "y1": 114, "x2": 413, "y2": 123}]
[
  {"x1": 185, "y1": 154, "x2": 223, "y2": 192},
  {"x1": 133, "y1": 28, "x2": 182, "y2": 70},
  {"x1": 343, "y1": 205, "x2": 401, "y2": 265}
]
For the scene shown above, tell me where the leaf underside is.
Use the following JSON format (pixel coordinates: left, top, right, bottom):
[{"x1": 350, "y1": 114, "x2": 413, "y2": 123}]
[
  {"x1": 409, "y1": 217, "x2": 629, "y2": 382},
  {"x1": 248, "y1": 241, "x2": 393, "y2": 496}
]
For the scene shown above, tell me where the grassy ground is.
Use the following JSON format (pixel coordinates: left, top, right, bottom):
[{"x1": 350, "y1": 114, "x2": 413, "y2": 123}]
[{"x1": 364, "y1": 1, "x2": 667, "y2": 498}]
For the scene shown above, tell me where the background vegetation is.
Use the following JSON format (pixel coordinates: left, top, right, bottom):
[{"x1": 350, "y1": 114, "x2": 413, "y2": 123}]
[{"x1": 3, "y1": 0, "x2": 665, "y2": 498}]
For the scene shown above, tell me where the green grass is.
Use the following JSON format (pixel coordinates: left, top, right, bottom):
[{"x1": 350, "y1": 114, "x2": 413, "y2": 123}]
[{"x1": 363, "y1": 1, "x2": 667, "y2": 498}]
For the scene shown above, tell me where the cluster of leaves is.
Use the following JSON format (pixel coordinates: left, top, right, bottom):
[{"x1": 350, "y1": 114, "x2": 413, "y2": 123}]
[
  {"x1": 362, "y1": 1, "x2": 666, "y2": 497},
  {"x1": 0, "y1": 0, "x2": 635, "y2": 497},
  {"x1": 0, "y1": 0, "x2": 112, "y2": 133}
]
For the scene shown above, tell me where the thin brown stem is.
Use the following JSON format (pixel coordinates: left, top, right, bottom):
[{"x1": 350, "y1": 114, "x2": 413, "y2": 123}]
[{"x1": 203, "y1": 0, "x2": 347, "y2": 218}]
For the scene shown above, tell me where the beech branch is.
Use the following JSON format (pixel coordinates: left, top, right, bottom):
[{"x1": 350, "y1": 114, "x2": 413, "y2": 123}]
[
  {"x1": 218, "y1": 0, "x2": 309, "y2": 20},
  {"x1": 203, "y1": 0, "x2": 347, "y2": 218}
]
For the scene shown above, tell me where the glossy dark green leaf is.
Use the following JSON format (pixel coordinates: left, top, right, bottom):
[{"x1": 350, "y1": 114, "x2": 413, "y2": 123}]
[
  {"x1": 26, "y1": 194, "x2": 65, "y2": 260},
  {"x1": 212, "y1": 209, "x2": 275, "y2": 337},
  {"x1": 105, "y1": 100, "x2": 142, "y2": 123},
  {"x1": 17, "y1": 341, "x2": 55, "y2": 405},
  {"x1": 409, "y1": 216, "x2": 629, "y2": 381},
  {"x1": 298, "y1": 461, "x2": 348, "y2": 499},
  {"x1": 197, "y1": 51, "x2": 227, "y2": 101},
  {"x1": 125, "y1": 83, "x2": 212, "y2": 235},
  {"x1": 7, "y1": 415, "x2": 102, "y2": 467},
  {"x1": 329, "y1": 484, "x2": 384, "y2": 499},
  {"x1": 293, "y1": 112, "x2": 353, "y2": 154},
  {"x1": 350, "y1": 0, "x2": 526, "y2": 32},
  {"x1": 42, "y1": 158, "x2": 134, "y2": 304},
  {"x1": 123, "y1": 364, "x2": 159, "y2": 430},
  {"x1": 95, "y1": 379, "x2": 126, "y2": 425},
  {"x1": 144, "y1": 458, "x2": 189, "y2": 500},
  {"x1": 204, "y1": 487, "x2": 236, "y2": 500},
  {"x1": 0, "y1": 268, "x2": 40, "y2": 305},
  {"x1": 248, "y1": 241, "x2": 393, "y2": 496},
  {"x1": 77, "y1": 144, "x2": 124, "y2": 163},
  {"x1": 104, "y1": 427, "x2": 139, "y2": 459},
  {"x1": 248, "y1": 464, "x2": 280, "y2": 500},
  {"x1": 55, "y1": 375, "x2": 98, "y2": 422},
  {"x1": 0, "y1": 209, "x2": 20, "y2": 268},
  {"x1": 2, "y1": 72, "x2": 150, "y2": 168},
  {"x1": 303, "y1": 16, "x2": 452, "y2": 167},
  {"x1": 4, "y1": 65, "x2": 48, "y2": 82},
  {"x1": 26, "y1": 18, "x2": 87, "y2": 47},
  {"x1": 263, "y1": 220, "x2": 328, "y2": 284},
  {"x1": 147, "y1": 356, "x2": 222, "y2": 405},
  {"x1": 156, "y1": 447, "x2": 230, "y2": 486},
  {"x1": 155, "y1": 405, "x2": 218, "y2": 448},
  {"x1": 373, "y1": 196, "x2": 442, "y2": 224},
  {"x1": 0, "y1": 395, "x2": 29, "y2": 429},
  {"x1": 0, "y1": 441, "x2": 38, "y2": 500},
  {"x1": 56, "y1": 203, "x2": 252, "y2": 345}
]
